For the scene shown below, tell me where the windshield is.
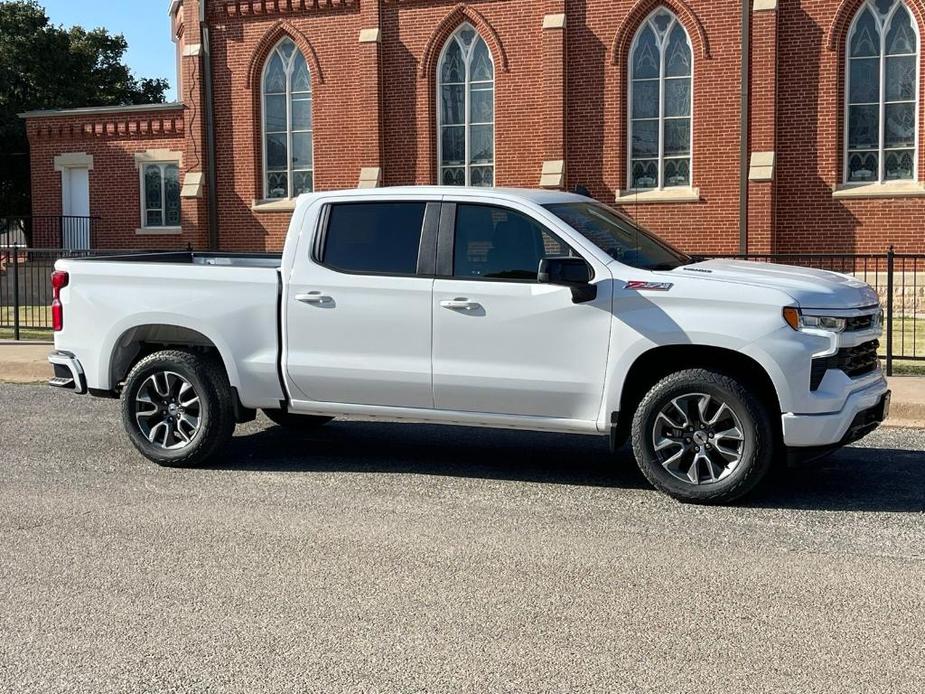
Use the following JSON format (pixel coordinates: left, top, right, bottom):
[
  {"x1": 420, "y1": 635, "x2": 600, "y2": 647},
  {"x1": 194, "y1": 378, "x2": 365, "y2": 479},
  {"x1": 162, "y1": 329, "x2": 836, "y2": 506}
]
[{"x1": 543, "y1": 202, "x2": 691, "y2": 271}]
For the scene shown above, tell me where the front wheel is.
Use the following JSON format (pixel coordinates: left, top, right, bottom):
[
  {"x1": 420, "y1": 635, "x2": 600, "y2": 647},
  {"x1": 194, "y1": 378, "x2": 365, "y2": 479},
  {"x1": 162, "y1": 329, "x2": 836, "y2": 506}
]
[
  {"x1": 631, "y1": 369, "x2": 775, "y2": 504},
  {"x1": 121, "y1": 350, "x2": 235, "y2": 467}
]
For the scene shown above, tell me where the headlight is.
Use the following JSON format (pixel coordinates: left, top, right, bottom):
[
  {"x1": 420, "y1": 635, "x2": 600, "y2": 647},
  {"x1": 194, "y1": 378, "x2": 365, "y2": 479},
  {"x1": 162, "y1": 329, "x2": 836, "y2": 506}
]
[{"x1": 782, "y1": 307, "x2": 847, "y2": 333}]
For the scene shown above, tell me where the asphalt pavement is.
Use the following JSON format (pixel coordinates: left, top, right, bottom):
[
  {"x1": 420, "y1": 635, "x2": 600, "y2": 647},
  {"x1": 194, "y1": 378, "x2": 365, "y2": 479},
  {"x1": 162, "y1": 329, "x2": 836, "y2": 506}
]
[{"x1": 1, "y1": 384, "x2": 924, "y2": 693}]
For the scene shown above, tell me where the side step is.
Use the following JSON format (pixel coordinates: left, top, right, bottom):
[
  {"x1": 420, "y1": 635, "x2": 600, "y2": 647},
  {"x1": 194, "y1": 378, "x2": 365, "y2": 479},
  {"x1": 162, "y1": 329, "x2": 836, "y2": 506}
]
[{"x1": 48, "y1": 375, "x2": 76, "y2": 389}]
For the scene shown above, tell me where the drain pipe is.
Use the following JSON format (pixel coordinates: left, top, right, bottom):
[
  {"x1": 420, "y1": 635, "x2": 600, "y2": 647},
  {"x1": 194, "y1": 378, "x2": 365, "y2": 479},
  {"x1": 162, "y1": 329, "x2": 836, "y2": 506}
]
[
  {"x1": 200, "y1": 2, "x2": 220, "y2": 250},
  {"x1": 738, "y1": 0, "x2": 751, "y2": 255}
]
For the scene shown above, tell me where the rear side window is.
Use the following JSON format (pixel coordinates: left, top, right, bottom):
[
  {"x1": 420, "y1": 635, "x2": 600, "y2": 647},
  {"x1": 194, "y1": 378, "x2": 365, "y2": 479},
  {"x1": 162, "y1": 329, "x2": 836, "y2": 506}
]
[
  {"x1": 453, "y1": 204, "x2": 573, "y2": 280},
  {"x1": 321, "y1": 202, "x2": 426, "y2": 275}
]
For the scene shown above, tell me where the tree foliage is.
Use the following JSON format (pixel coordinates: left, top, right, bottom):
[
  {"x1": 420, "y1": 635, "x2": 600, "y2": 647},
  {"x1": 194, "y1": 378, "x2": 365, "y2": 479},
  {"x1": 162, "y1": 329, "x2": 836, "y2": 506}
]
[{"x1": 0, "y1": 0, "x2": 169, "y2": 214}]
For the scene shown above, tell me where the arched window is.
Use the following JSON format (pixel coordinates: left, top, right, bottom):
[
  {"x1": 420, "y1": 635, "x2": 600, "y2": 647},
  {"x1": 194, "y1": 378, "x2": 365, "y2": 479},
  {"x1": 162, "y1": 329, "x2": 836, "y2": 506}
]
[
  {"x1": 262, "y1": 38, "x2": 313, "y2": 199},
  {"x1": 628, "y1": 9, "x2": 693, "y2": 190},
  {"x1": 845, "y1": 0, "x2": 920, "y2": 184},
  {"x1": 438, "y1": 23, "x2": 495, "y2": 187}
]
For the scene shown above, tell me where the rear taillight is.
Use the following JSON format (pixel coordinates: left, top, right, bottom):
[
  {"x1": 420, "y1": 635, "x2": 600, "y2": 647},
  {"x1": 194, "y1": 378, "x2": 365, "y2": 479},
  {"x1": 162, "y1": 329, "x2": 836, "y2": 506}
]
[{"x1": 51, "y1": 270, "x2": 68, "y2": 331}]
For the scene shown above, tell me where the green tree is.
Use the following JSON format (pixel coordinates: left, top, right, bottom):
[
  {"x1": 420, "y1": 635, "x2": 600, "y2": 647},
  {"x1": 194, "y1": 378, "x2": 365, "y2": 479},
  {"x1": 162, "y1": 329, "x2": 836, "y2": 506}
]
[{"x1": 0, "y1": 0, "x2": 169, "y2": 215}]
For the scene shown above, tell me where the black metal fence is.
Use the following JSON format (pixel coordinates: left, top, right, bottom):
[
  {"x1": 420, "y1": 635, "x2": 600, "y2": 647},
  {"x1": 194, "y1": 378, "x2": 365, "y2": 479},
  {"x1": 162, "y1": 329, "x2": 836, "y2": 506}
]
[
  {"x1": 1, "y1": 244, "x2": 922, "y2": 375},
  {"x1": 0, "y1": 216, "x2": 99, "y2": 249},
  {"x1": 704, "y1": 247, "x2": 923, "y2": 374}
]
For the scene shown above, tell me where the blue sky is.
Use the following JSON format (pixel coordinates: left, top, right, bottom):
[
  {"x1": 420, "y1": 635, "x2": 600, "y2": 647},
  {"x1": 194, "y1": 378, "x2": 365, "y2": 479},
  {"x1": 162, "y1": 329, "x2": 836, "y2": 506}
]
[{"x1": 33, "y1": 0, "x2": 178, "y2": 101}]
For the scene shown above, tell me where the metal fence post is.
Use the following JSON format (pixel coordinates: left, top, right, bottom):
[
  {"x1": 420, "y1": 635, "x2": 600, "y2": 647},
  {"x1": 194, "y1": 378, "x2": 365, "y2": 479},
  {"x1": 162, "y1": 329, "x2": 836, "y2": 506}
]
[
  {"x1": 886, "y1": 245, "x2": 894, "y2": 377},
  {"x1": 12, "y1": 245, "x2": 20, "y2": 341}
]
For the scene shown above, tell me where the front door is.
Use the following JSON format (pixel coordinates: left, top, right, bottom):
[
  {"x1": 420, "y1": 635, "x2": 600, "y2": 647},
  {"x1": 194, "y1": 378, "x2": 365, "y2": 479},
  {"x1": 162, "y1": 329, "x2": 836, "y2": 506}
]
[
  {"x1": 61, "y1": 167, "x2": 90, "y2": 250},
  {"x1": 285, "y1": 199, "x2": 439, "y2": 409},
  {"x1": 432, "y1": 201, "x2": 613, "y2": 421}
]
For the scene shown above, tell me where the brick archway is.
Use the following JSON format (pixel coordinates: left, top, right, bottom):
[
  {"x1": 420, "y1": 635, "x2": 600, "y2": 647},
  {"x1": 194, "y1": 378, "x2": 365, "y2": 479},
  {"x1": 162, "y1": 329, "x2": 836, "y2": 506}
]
[
  {"x1": 610, "y1": 0, "x2": 710, "y2": 66},
  {"x1": 246, "y1": 21, "x2": 324, "y2": 90},
  {"x1": 419, "y1": 3, "x2": 509, "y2": 80},
  {"x1": 827, "y1": 0, "x2": 925, "y2": 52}
]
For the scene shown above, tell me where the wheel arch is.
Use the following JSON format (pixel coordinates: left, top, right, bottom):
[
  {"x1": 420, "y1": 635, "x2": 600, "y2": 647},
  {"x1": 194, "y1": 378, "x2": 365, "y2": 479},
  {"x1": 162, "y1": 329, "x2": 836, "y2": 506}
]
[
  {"x1": 618, "y1": 344, "x2": 783, "y2": 425},
  {"x1": 105, "y1": 323, "x2": 240, "y2": 393}
]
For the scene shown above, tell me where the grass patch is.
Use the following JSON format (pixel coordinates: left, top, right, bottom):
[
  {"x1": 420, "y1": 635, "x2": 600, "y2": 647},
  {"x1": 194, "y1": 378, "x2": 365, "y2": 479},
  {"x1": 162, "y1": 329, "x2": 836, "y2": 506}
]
[{"x1": 0, "y1": 305, "x2": 53, "y2": 340}]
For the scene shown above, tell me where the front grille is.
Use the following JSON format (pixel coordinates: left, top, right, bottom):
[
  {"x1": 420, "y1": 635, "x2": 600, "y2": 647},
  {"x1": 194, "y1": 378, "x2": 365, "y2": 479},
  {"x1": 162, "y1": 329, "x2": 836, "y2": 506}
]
[
  {"x1": 845, "y1": 314, "x2": 875, "y2": 332},
  {"x1": 810, "y1": 340, "x2": 880, "y2": 391}
]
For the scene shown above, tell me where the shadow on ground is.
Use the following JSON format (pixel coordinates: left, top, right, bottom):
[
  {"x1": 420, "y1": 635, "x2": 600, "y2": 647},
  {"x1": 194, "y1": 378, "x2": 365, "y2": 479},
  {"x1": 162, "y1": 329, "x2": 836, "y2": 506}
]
[{"x1": 206, "y1": 419, "x2": 925, "y2": 514}]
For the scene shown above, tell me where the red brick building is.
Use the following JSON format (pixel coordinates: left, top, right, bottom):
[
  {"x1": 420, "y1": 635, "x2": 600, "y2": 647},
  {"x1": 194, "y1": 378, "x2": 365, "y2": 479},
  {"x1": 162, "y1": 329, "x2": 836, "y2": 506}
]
[{"x1": 20, "y1": 0, "x2": 925, "y2": 254}]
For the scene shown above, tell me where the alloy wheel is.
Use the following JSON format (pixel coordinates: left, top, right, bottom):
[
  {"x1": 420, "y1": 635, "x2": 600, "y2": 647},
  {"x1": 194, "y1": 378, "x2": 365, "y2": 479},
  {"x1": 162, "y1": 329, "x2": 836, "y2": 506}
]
[{"x1": 134, "y1": 371, "x2": 202, "y2": 450}]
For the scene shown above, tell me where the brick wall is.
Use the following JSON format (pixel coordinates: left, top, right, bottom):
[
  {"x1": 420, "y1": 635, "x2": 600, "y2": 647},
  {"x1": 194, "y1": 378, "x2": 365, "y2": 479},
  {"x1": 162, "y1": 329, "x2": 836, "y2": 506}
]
[
  {"x1": 22, "y1": 0, "x2": 925, "y2": 255},
  {"x1": 25, "y1": 108, "x2": 189, "y2": 249}
]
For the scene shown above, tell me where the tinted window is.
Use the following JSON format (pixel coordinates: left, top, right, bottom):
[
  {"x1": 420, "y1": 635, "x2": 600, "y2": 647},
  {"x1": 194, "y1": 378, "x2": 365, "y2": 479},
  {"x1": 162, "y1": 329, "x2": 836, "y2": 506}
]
[
  {"x1": 543, "y1": 202, "x2": 690, "y2": 271},
  {"x1": 322, "y1": 202, "x2": 426, "y2": 275},
  {"x1": 453, "y1": 204, "x2": 572, "y2": 280}
]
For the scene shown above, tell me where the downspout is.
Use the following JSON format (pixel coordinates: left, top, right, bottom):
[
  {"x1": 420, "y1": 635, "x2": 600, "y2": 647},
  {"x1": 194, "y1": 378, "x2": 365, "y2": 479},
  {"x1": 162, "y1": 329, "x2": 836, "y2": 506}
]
[
  {"x1": 738, "y1": 0, "x2": 751, "y2": 254},
  {"x1": 201, "y1": 2, "x2": 220, "y2": 250}
]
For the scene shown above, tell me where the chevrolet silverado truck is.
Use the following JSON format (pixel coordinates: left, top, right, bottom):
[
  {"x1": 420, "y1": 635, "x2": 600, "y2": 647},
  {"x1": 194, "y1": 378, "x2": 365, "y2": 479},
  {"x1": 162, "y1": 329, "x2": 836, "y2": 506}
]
[{"x1": 47, "y1": 187, "x2": 890, "y2": 504}]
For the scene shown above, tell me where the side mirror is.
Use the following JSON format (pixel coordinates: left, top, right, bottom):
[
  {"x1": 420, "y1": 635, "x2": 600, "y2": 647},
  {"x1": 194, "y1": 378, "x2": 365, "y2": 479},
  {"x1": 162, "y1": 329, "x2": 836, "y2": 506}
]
[{"x1": 538, "y1": 257, "x2": 597, "y2": 304}]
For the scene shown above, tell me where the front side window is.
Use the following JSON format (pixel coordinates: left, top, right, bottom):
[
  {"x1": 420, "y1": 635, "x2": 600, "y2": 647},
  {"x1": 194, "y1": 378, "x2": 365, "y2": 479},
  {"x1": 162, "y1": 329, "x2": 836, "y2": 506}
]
[
  {"x1": 142, "y1": 163, "x2": 180, "y2": 228},
  {"x1": 544, "y1": 201, "x2": 690, "y2": 271},
  {"x1": 628, "y1": 8, "x2": 693, "y2": 190},
  {"x1": 263, "y1": 38, "x2": 314, "y2": 199},
  {"x1": 845, "y1": 0, "x2": 920, "y2": 183},
  {"x1": 321, "y1": 202, "x2": 426, "y2": 275},
  {"x1": 438, "y1": 23, "x2": 495, "y2": 187},
  {"x1": 453, "y1": 204, "x2": 572, "y2": 280}
]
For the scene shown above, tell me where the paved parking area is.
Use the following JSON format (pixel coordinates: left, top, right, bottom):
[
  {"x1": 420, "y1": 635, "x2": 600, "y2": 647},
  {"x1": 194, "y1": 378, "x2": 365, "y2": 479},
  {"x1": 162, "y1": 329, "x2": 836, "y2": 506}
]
[{"x1": 1, "y1": 384, "x2": 924, "y2": 692}]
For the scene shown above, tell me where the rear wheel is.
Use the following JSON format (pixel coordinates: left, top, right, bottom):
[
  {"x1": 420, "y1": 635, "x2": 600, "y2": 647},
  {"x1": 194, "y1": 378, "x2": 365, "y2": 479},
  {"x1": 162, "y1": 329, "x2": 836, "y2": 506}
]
[
  {"x1": 631, "y1": 369, "x2": 775, "y2": 504},
  {"x1": 262, "y1": 409, "x2": 334, "y2": 430},
  {"x1": 121, "y1": 350, "x2": 235, "y2": 467}
]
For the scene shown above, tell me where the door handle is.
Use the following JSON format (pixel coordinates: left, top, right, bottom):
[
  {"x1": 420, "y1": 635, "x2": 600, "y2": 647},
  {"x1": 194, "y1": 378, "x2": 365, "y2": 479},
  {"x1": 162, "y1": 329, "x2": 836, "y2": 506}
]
[
  {"x1": 296, "y1": 292, "x2": 334, "y2": 305},
  {"x1": 440, "y1": 298, "x2": 481, "y2": 311}
]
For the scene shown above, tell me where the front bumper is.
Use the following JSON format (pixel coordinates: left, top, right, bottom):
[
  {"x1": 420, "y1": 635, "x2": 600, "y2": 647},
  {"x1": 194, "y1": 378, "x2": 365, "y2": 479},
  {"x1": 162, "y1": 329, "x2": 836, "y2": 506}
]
[
  {"x1": 781, "y1": 377, "x2": 890, "y2": 447},
  {"x1": 48, "y1": 351, "x2": 87, "y2": 394}
]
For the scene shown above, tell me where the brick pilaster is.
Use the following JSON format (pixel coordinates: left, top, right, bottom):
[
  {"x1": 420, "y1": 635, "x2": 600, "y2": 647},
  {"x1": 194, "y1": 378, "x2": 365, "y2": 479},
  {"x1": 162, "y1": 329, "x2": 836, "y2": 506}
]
[
  {"x1": 746, "y1": 0, "x2": 779, "y2": 253},
  {"x1": 540, "y1": 1, "x2": 566, "y2": 189},
  {"x1": 355, "y1": 1, "x2": 384, "y2": 188}
]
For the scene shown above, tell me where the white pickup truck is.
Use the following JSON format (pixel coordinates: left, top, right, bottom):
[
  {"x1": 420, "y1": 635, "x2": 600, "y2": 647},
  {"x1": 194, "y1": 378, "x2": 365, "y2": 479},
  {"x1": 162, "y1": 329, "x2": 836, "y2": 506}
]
[{"x1": 48, "y1": 187, "x2": 890, "y2": 504}]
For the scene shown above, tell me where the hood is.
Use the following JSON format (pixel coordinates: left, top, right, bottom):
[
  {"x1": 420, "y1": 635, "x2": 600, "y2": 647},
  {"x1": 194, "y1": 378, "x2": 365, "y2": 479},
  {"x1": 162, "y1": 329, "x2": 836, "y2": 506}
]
[{"x1": 671, "y1": 259, "x2": 880, "y2": 310}]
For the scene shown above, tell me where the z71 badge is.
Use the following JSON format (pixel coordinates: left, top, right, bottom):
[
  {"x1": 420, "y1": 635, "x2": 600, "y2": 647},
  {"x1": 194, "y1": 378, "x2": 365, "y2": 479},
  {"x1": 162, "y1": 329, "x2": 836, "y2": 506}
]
[{"x1": 624, "y1": 281, "x2": 674, "y2": 291}]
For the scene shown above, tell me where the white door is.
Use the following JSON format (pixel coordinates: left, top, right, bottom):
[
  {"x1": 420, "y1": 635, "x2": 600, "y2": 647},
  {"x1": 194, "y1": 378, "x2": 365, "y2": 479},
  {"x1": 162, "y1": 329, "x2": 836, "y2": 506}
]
[
  {"x1": 433, "y1": 202, "x2": 613, "y2": 421},
  {"x1": 61, "y1": 167, "x2": 91, "y2": 250},
  {"x1": 285, "y1": 199, "x2": 439, "y2": 408}
]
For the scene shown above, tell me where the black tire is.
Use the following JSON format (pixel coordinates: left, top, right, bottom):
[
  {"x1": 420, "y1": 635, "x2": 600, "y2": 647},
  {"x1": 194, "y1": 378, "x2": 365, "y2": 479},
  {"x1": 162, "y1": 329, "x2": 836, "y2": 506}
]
[
  {"x1": 262, "y1": 409, "x2": 334, "y2": 430},
  {"x1": 121, "y1": 350, "x2": 235, "y2": 467},
  {"x1": 631, "y1": 368, "x2": 775, "y2": 504}
]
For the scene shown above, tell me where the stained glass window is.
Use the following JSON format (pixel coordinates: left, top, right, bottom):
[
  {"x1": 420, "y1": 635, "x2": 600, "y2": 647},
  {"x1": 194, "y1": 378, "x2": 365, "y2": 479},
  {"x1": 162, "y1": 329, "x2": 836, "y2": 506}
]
[
  {"x1": 629, "y1": 10, "x2": 693, "y2": 190},
  {"x1": 438, "y1": 23, "x2": 495, "y2": 187},
  {"x1": 142, "y1": 163, "x2": 181, "y2": 228},
  {"x1": 263, "y1": 38, "x2": 313, "y2": 198},
  {"x1": 846, "y1": 1, "x2": 919, "y2": 183}
]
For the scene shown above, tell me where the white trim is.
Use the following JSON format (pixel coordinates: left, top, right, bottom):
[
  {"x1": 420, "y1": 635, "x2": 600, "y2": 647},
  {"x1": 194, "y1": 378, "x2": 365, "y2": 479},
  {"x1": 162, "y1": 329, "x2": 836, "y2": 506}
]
[
  {"x1": 261, "y1": 38, "x2": 315, "y2": 201},
  {"x1": 54, "y1": 152, "x2": 93, "y2": 172},
  {"x1": 626, "y1": 9, "x2": 695, "y2": 193},
  {"x1": 748, "y1": 151, "x2": 776, "y2": 181},
  {"x1": 615, "y1": 187, "x2": 701, "y2": 203},
  {"x1": 252, "y1": 198, "x2": 299, "y2": 212},
  {"x1": 19, "y1": 102, "x2": 183, "y2": 119},
  {"x1": 753, "y1": 0, "x2": 778, "y2": 11},
  {"x1": 436, "y1": 23, "x2": 496, "y2": 187},
  {"x1": 134, "y1": 149, "x2": 184, "y2": 166},
  {"x1": 843, "y1": 0, "x2": 920, "y2": 185},
  {"x1": 833, "y1": 180, "x2": 925, "y2": 197},
  {"x1": 358, "y1": 28, "x2": 381, "y2": 43},
  {"x1": 183, "y1": 43, "x2": 202, "y2": 57},
  {"x1": 135, "y1": 227, "x2": 183, "y2": 235}
]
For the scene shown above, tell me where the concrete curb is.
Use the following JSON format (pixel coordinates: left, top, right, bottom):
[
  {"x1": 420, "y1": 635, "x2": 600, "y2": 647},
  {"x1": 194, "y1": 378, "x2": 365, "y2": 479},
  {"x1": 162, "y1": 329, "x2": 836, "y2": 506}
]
[{"x1": 0, "y1": 343, "x2": 923, "y2": 426}]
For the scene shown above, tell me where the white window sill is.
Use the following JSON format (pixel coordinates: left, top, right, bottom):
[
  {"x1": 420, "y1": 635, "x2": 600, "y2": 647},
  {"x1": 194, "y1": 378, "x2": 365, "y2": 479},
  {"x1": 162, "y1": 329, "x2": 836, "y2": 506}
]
[
  {"x1": 252, "y1": 198, "x2": 298, "y2": 212},
  {"x1": 135, "y1": 227, "x2": 182, "y2": 235},
  {"x1": 832, "y1": 181, "x2": 925, "y2": 199},
  {"x1": 615, "y1": 187, "x2": 701, "y2": 204}
]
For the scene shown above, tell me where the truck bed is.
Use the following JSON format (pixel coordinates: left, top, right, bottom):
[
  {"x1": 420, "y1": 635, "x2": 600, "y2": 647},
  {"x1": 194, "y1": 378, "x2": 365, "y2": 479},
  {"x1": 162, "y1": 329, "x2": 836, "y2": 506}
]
[{"x1": 73, "y1": 251, "x2": 282, "y2": 269}]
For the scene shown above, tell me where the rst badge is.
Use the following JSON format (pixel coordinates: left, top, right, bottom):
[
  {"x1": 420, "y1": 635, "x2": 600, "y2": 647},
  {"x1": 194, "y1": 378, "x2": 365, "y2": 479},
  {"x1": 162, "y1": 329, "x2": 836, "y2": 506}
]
[{"x1": 625, "y1": 281, "x2": 674, "y2": 291}]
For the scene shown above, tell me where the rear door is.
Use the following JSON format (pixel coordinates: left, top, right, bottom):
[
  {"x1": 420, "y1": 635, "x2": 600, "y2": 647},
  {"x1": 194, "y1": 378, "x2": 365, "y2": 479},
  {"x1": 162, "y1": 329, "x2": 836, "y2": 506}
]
[
  {"x1": 285, "y1": 197, "x2": 440, "y2": 408},
  {"x1": 432, "y1": 200, "x2": 613, "y2": 421}
]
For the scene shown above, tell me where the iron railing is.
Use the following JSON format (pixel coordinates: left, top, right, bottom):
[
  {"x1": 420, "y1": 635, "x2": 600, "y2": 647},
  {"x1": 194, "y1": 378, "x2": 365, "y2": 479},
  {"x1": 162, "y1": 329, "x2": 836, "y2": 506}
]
[
  {"x1": 0, "y1": 216, "x2": 99, "y2": 250},
  {"x1": 1, "y1": 245, "x2": 922, "y2": 374}
]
